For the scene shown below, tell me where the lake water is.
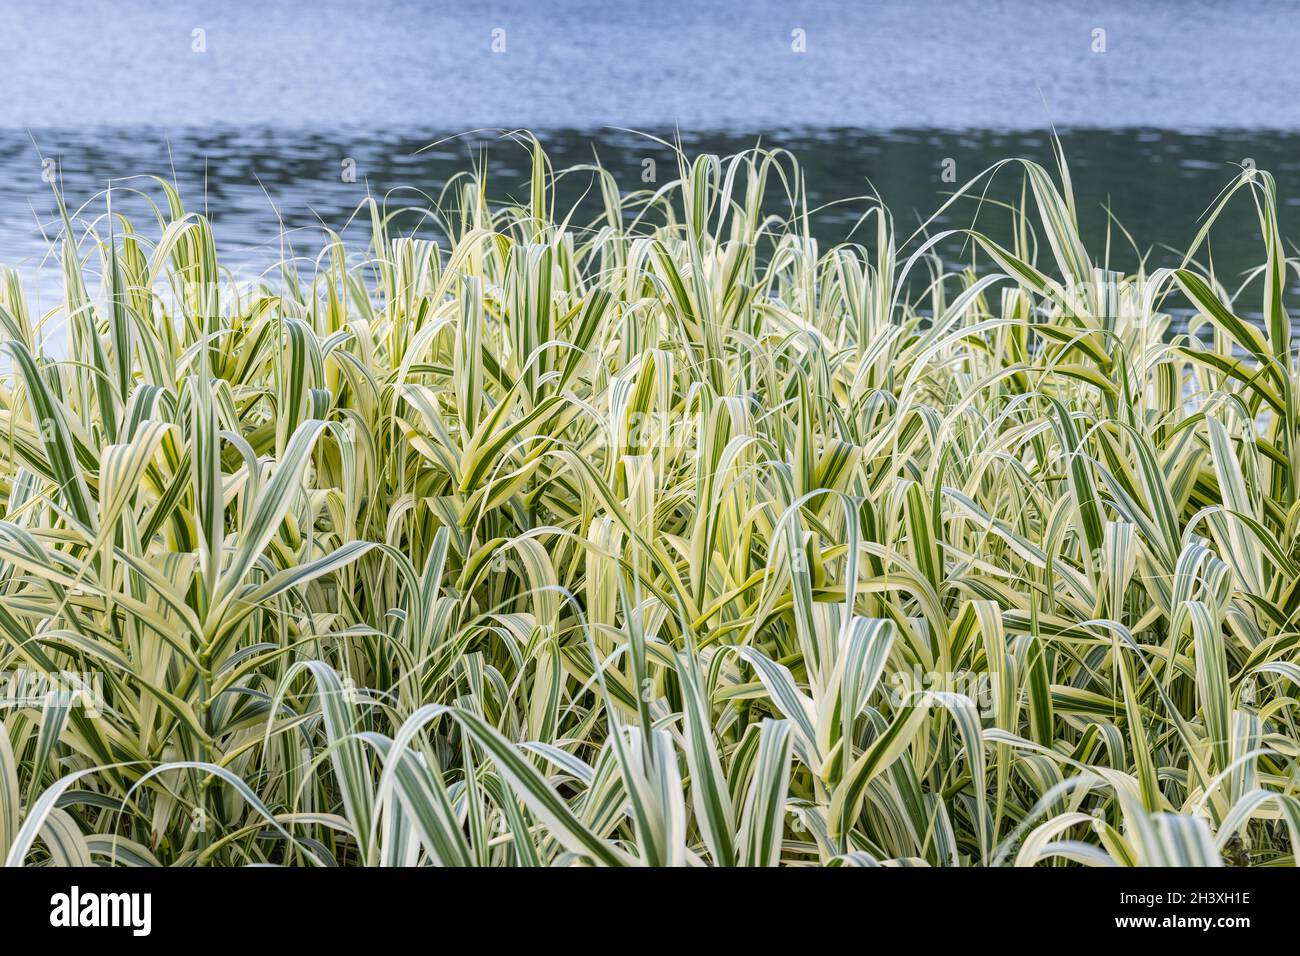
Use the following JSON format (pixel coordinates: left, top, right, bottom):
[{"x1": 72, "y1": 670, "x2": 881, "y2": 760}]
[{"x1": 3, "y1": 0, "x2": 1300, "y2": 305}]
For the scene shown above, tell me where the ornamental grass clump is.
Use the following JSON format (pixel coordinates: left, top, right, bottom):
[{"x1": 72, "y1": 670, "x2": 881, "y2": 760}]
[{"x1": 0, "y1": 136, "x2": 1298, "y2": 866}]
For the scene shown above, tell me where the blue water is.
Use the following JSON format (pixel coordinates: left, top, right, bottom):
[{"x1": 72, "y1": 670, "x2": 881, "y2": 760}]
[
  {"x1": 5, "y1": 0, "x2": 1298, "y2": 129},
  {"x1": 2, "y1": 0, "x2": 1299, "y2": 301}
]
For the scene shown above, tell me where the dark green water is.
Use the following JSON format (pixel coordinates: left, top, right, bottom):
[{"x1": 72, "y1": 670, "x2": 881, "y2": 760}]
[{"x1": 3, "y1": 127, "x2": 1295, "y2": 299}]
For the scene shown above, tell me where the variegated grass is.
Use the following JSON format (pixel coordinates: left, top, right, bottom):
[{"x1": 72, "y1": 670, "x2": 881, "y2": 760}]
[{"x1": 0, "y1": 136, "x2": 1297, "y2": 866}]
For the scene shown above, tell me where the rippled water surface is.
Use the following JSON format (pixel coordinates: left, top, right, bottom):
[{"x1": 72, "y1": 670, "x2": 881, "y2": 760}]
[{"x1": 3, "y1": 0, "x2": 1300, "y2": 303}]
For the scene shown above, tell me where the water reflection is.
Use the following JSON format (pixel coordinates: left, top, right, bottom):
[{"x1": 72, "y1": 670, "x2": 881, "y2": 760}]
[{"x1": 2, "y1": 126, "x2": 1295, "y2": 309}]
